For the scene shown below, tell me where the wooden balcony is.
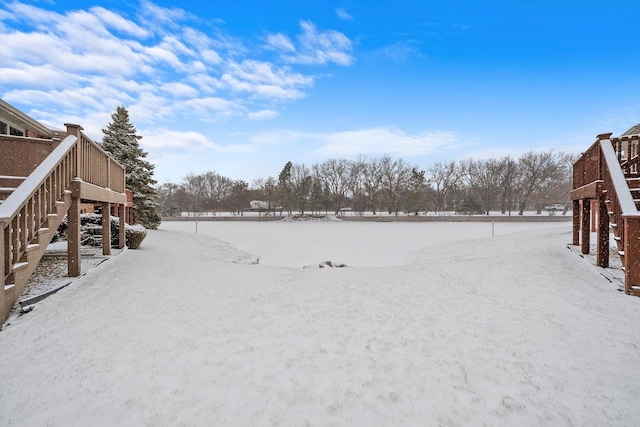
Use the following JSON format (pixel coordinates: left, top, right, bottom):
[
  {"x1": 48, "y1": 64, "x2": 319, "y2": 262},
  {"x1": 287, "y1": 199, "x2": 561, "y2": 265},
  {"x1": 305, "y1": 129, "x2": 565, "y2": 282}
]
[
  {"x1": 1, "y1": 124, "x2": 128, "y2": 322},
  {"x1": 572, "y1": 132, "x2": 640, "y2": 296}
]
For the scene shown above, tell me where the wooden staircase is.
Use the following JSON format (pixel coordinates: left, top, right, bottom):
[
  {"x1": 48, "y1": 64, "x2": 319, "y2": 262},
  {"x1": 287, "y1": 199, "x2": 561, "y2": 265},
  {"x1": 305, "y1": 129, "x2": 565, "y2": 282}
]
[
  {"x1": 3, "y1": 191, "x2": 72, "y2": 305},
  {"x1": 1, "y1": 125, "x2": 128, "y2": 322},
  {"x1": 602, "y1": 175, "x2": 640, "y2": 297},
  {"x1": 572, "y1": 132, "x2": 640, "y2": 296}
]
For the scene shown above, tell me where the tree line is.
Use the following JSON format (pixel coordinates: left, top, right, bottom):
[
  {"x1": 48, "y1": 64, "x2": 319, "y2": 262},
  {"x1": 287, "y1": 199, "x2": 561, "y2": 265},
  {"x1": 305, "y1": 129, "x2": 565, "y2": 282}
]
[{"x1": 157, "y1": 151, "x2": 575, "y2": 217}]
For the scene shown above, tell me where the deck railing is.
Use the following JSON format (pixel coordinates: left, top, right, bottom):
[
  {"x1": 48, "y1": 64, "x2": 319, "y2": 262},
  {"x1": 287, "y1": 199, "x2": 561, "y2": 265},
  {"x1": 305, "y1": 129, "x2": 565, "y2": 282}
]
[
  {"x1": 572, "y1": 138, "x2": 602, "y2": 190},
  {"x1": 71, "y1": 126, "x2": 125, "y2": 193},
  {"x1": 600, "y1": 138, "x2": 639, "y2": 216}
]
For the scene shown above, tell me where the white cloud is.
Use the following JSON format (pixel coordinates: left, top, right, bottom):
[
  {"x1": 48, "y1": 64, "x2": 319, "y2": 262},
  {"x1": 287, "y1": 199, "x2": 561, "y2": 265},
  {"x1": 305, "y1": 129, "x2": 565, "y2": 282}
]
[
  {"x1": 141, "y1": 128, "x2": 219, "y2": 150},
  {"x1": 176, "y1": 97, "x2": 244, "y2": 122},
  {"x1": 266, "y1": 33, "x2": 296, "y2": 52},
  {"x1": 201, "y1": 50, "x2": 222, "y2": 65},
  {"x1": 90, "y1": 6, "x2": 149, "y2": 38},
  {"x1": 160, "y1": 82, "x2": 199, "y2": 98},
  {"x1": 316, "y1": 127, "x2": 456, "y2": 157},
  {"x1": 247, "y1": 110, "x2": 279, "y2": 121},
  {"x1": 335, "y1": 8, "x2": 354, "y2": 21},
  {"x1": 139, "y1": 0, "x2": 189, "y2": 30},
  {"x1": 221, "y1": 60, "x2": 312, "y2": 100},
  {"x1": 145, "y1": 47, "x2": 179, "y2": 67},
  {"x1": 5, "y1": 2, "x2": 59, "y2": 27},
  {"x1": 0, "y1": 64, "x2": 73, "y2": 88},
  {"x1": 0, "y1": 1, "x2": 353, "y2": 144},
  {"x1": 247, "y1": 129, "x2": 312, "y2": 146},
  {"x1": 188, "y1": 73, "x2": 223, "y2": 94},
  {"x1": 245, "y1": 127, "x2": 457, "y2": 158},
  {"x1": 382, "y1": 40, "x2": 421, "y2": 63},
  {"x1": 291, "y1": 21, "x2": 353, "y2": 66},
  {"x1": 269, "y1": 21, "x2": 354, "y2": 66},
  {"x1": 141, "y1": 128, "x2": 259, "y2": 156}
]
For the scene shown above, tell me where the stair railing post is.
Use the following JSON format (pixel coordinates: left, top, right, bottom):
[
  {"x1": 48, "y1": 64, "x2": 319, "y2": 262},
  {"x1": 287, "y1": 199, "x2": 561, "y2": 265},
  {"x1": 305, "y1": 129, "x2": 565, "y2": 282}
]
[
  {"x1": 597, "y1": 195, "x2": 610, "y2": 268},
  {"x1": 65, "y1": 124, "x2": 83, "y2": 179},
  {"x1": 67, "y1": 179, "x2": 81, "y2": 277},
  {"x1": 102, "y1": 202, "x2": 111, "y2": 256},
  {"x1": 0, "y1": 224, "x2": 6, "y2": 319},
  {"x1": 623, "y1": 216, "x2": 640, "y2": 295},
  {"x1": 572, "y1": 199, "x2": 580, "y2": 246},
  {"x1": 581, "y1": 198, "x2": 591, "y2": 254},
  {"x1": 118, "y1": 203, "x2": 126, "y2": 249}
]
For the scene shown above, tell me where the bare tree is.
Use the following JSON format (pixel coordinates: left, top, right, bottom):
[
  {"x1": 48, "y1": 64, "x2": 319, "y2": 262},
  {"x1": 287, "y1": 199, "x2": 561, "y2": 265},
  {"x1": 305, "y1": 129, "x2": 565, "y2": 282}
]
[
  {"x1": 498, "y1": 156, "x2": 519, "y2": 215},
  {"x1": 380, "y1": 156, "x2": 411, "y2": 214},
  {"x1": 361, "y1": 156, "x2": 384, "y2": 214},
  {"x1": 315, "y1": 158, "x2": 350, "y2": 214},
  {"x1": 290, "y1": 163, "x2": 312, "y2": 213},
  {"x1": 203, "y1": 171, "x2": 233, "y2": 211},
  {"x1": 182, "y1": 173, "x2": 207, "y2": 213},
  {"x1": 344, "y1": 157, "x2": 367, "y2": 213},
  {"x1": 427, "y1": 160, "x2": 465, "y2": 213},
  {"x1": 465, "y1": 158, "x2": 503, "y2": 215},
  {"x1": 516, "y1": 151, "x2": 564, "y2": 215}
]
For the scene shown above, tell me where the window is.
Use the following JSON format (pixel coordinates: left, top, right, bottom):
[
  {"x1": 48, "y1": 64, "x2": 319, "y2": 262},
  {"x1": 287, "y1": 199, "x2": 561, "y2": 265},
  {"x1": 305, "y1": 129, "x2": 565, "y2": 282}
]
[
  {"x1": 0, "y1": 121, "x2": 6, "y2": 134},
  {"x1": 9, "y1": 126, "x2": 24, "y2": 136}
]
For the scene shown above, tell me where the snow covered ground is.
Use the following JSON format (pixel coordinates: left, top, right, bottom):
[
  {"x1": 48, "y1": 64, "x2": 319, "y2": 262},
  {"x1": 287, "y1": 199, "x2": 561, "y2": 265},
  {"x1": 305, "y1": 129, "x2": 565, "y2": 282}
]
[
  {"x1": 1, "y1": 220, "x2": 639, "y2": 426},
  {"x1": 163, "y1": 220, "x2": 560, "y2": 268}
]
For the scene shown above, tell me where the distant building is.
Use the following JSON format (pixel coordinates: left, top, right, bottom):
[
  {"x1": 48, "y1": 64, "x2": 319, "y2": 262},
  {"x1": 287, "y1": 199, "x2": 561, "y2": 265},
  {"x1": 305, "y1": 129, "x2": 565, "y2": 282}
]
[{"x1": 250, "y1": 200, "x2": 269, "y2": 210}]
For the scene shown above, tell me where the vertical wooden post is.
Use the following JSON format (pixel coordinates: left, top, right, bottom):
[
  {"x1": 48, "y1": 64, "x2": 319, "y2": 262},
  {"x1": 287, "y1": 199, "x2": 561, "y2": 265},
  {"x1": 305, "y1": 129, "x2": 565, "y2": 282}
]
[
  {"x1": 102, "y1": 202, "x2": 111, "y2": 256},
  {"x1": 581, "y1": 198, "x2": 591, "y2": 254},
  {"x1": 623, "y1": 217, "x2": 640, "y2": 295},
  {"x1": 119, "y1": 204, "x2": 126, "y2": 249},
  {"x1": 597, "y1": 197, "x2": 609, "y2": 268},
  {"x1": 0, "y1": 225, "x2": 6, "y2": 318},
  {"x1": 68, "y1": 194, "x2": 81, "y2": 277},
  {"x1": 572, "y1": 199, "x2": 580, "y2": 246},
  {"x1": 65, "y1": 124, "x2": 84, "y2": 178},
  {"x1": 107, "y1": 157, "x2": 111, "y2": 190}
]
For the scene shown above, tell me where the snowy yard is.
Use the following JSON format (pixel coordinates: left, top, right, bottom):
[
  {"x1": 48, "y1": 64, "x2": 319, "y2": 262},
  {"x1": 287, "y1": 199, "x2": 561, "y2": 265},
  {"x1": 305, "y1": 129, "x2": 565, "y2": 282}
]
[{"x1": 1, "y1": 220, "x2": 640, "y2": 426}]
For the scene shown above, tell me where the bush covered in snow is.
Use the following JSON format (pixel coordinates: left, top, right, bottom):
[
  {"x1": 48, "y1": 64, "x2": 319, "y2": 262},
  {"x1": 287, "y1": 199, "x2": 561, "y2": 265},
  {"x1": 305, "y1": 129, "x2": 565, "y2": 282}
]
[
  {"x1": 56, "y1": 213, "x2": 147, "y2": 249},
  {"x1": 125, "y1": 224, "x2": 147, "y2": 249}
]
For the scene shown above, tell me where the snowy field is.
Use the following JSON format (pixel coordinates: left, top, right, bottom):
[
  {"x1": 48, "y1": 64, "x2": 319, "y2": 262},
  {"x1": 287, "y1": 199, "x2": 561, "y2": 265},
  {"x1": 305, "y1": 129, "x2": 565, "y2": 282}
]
[
  {"x1": 2, "y1": 220, "x2": 640, "y2": 426},
  {"x1": 163, "y1": 220, "x2": 563, "y2": 268}
]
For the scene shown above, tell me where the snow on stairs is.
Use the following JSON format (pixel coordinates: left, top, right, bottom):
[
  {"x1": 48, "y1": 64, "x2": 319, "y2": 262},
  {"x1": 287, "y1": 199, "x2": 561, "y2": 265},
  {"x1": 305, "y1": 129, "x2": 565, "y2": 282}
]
[{"x1": 0, "y1": 175, "x2": 26, "y2": 204}]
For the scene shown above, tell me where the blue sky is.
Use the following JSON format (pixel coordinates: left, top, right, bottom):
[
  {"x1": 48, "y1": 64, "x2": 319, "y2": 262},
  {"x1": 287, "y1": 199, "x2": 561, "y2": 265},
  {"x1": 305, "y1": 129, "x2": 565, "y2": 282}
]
[{"x1": 2, "y1": 0, "x2": 640, "y2": 184}]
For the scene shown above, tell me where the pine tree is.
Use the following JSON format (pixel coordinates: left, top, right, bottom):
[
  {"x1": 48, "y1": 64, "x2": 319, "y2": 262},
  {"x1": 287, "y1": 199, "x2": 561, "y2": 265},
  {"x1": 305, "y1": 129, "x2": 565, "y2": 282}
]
[{"x1": 102, "y1": 106, "x2": 161, "y2": 229}]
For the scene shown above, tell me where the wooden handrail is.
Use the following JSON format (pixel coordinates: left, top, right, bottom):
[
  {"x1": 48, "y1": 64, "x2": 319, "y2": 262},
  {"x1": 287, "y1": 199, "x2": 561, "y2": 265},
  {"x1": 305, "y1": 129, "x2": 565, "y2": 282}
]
[
  {"x1": 0, "y1": 135, "x2": 76, "y2": 221},
  {"x1": 600, "y1": 137, "x2": 640, "y2": 217},
  {"x1": 1, "y1": 135, "x2": 77, "y2": 287}
]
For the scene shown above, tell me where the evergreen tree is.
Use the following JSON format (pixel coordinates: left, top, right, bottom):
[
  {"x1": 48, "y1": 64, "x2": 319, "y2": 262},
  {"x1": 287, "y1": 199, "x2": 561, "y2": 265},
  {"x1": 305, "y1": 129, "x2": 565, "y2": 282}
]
[
  {"x1": 102, "y1": 106, "x2": 161, "y2": 229},
  {"x1": 278, "y1": 161, "x2": 293, "y2": 215}
]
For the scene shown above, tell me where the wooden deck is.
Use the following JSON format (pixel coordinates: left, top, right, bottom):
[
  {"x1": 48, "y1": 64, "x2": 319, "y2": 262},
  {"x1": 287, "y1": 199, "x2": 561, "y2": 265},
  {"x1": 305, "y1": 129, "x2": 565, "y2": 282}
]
[
  {"x1": 572, "y1": 132, "x2": 640, "y2": 296},
  {"x1": 1, "y1": 124, "x2": 129, "y2": 322}
]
